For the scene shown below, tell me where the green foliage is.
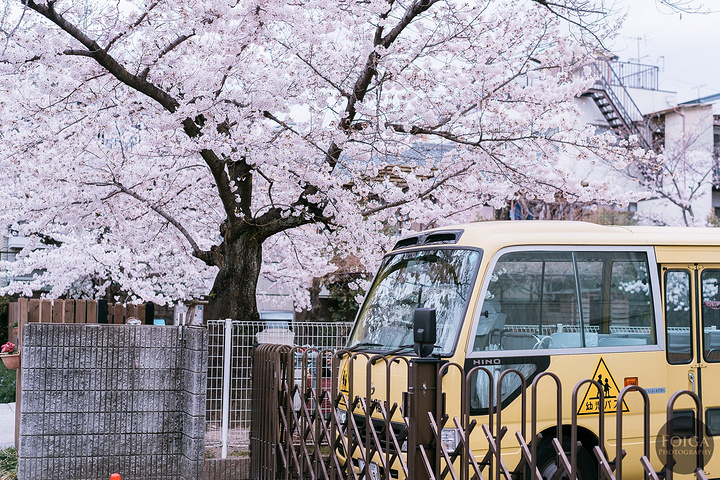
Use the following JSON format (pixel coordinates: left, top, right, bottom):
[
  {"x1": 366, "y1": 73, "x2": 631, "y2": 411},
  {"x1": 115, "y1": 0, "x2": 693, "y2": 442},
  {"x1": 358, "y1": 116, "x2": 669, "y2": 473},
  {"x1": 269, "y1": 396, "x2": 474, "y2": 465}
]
[
  {"x1": 707, "y1": 213, "x2": 720, "y2": 227},
  {"x1": 0, "y1": 297, "x2": 9, "y2": 345},
  {"x1": 593, "y1": 208, "x2": 637, "y2": 226},
  {"x1": 326, "y1": 278, "x2": 364, "y2": 323},
  {"x1": 0, "y1": 447, "x2": 17, "y2": 480},
  {"x1": 0, "y1": 362, "x2": 16, "y2": 404}
]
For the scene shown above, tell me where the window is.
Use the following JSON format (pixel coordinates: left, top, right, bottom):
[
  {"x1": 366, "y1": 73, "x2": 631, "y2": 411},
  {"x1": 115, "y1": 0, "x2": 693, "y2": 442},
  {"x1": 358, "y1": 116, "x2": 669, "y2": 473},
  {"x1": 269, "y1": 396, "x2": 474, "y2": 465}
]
[
  {"x1": 349, "y1": 248, "x2": 481, "y2": 354},
  {"x1": 472, "y1": 249, "x2": 656, "y2": 352},
  {"x1": 665, "y1": 270, "x2": 693, "y2": 364},
  {"x1": 702, "y1": 270, "x2": 720, "y2": 363}
]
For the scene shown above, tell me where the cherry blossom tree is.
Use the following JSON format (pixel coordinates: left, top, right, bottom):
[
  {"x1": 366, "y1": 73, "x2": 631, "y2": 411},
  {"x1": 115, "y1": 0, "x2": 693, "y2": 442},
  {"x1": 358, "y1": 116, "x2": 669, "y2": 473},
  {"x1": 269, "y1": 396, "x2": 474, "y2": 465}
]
[
  {"x1": 0, "y1": 0, "x2": 647, "y2": 320},
  {"x1": 634, "y1": 107, "x2": 714, "y2": 227}
]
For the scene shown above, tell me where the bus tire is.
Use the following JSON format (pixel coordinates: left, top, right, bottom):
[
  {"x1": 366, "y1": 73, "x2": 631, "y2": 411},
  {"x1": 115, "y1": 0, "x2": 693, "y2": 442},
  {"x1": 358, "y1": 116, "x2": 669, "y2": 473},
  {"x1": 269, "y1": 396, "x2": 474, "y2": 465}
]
[{"x1": 532, "y1": 437, "x2": 597, "y2": 480}]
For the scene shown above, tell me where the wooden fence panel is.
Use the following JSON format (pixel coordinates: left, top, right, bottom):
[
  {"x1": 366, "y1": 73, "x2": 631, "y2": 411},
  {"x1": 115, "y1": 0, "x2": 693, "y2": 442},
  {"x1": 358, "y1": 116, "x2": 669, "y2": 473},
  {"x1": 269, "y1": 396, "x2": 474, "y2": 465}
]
[
  {"x1": 9, "y1": 298, "x2": 148, "y2": 326},
  {"x1": 9, "y1": 301, "x2": 18, "y2": 330},
  {"x1": 63, "y1": 300, "x2": 74, "y2": 324},
  {"x1": 76, "y1": 300, "x2": 86, "y2": 324},
  {"x1": 52, "y1": 301, "x2": 63, "y2": 324},
  {"x1": 40, "y1": 300, "x2": 52, "y2": 323},
  {"x1": 113, "y1": 303, "x2": 125, "y2": 325},
  {"x1": 86, "y1": 300, "x2": 98, "y2": 324},
  {"x1": 28, "y1": 300, "x2": 40, "y2": 323}
]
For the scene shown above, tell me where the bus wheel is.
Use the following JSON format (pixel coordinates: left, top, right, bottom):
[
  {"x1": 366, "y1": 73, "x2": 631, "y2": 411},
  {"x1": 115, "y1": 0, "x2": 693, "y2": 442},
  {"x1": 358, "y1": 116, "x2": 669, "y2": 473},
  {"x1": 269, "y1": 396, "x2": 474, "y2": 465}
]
[{"x1": 534, "y1": 438, "x2": 597, "y2": 480}]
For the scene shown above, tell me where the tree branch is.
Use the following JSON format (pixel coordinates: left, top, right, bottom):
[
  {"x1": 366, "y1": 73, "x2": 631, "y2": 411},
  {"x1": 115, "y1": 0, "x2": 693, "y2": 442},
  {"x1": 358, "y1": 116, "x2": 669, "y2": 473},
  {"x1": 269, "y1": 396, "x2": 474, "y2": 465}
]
[
  {"x1": 23, "y1": 0, "x2": 180, "y2": 113},
  {"x1": 341, "y1": 0, "x2": 440, "y2": 131},
  {"x1": 139, "y1": 32, "x2": 195, "y2": 80},
  {"x1": 105, "y1": 1, "x2": 160, "y2": 51},
  {"x1": 95, "y1": 180, "x2": 216, "y2": 266},
  {"x1": 361, "y1": 163, "x2": 473, "y2": 217}
]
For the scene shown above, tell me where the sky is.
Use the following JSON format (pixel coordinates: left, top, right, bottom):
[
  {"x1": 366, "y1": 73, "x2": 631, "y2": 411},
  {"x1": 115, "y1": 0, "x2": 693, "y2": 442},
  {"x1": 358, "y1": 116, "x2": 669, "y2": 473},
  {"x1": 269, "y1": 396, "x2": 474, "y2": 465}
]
[{"x1": 612, "y1": 0, "x2": 720, "y2": 103}]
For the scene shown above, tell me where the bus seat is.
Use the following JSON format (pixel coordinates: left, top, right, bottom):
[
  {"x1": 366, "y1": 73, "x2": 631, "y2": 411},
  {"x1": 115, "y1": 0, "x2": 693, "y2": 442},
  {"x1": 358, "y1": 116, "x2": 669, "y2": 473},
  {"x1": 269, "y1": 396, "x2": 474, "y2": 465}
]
[
  {"x1": 598, "y1": 335, "x2": 647, "y2": 346},
  {"x1": 473, "y1": 313, "x2": 506, "y2": 351},
  {"x1": 667, "y1": 331, "x2": 692, "y2": 354},
  {"x1": 550, "y1": 332, "x2": 581, "y2": 348},
  {"x1": 550, "y1": 332, "x2": 598, "y2": 348},
  {"x1": 705, "y1": 329, "x2": 720, "y2": 349},
  {"x1": 500, "y1": 331, "x2": 536, "y2": 350}
]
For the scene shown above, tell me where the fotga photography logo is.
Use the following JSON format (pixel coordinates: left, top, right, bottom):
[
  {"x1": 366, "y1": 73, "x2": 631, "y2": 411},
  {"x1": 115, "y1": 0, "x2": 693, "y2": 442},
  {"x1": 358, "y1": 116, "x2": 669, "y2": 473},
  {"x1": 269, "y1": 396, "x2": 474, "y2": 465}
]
[{"x1": 655, "y1": 417, "x2": 714, "y2": 474}]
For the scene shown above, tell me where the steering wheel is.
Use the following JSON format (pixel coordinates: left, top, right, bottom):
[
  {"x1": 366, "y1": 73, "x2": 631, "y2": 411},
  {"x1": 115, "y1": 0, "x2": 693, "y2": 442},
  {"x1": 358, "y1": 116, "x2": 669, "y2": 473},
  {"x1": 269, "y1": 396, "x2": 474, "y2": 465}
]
[{"x1": 532, "y1": 335, "x2": 553, "y2": 349}]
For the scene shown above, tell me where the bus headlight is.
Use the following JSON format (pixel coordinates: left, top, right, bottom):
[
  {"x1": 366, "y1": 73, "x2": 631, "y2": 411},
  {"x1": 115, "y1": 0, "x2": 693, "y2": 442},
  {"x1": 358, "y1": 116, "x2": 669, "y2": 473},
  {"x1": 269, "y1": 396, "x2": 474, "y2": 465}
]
[{"x1": 441, "y1": 428, "x2": 461, "y2": 453}]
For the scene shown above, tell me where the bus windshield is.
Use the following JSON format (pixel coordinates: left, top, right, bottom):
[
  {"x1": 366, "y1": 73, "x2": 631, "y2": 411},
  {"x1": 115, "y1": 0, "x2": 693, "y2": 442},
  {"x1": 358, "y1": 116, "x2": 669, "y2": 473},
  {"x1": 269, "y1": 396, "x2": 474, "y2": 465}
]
[{"x1": 348, "y1": 248, "x2": 482, "y2": 354}]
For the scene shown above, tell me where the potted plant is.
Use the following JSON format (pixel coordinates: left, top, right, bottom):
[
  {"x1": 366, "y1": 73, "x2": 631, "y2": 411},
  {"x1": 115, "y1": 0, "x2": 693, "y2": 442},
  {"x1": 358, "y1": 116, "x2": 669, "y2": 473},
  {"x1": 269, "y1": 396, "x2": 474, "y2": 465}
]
[{"x1": 1, "y1": 342, "x2": 19, "y2": 370}]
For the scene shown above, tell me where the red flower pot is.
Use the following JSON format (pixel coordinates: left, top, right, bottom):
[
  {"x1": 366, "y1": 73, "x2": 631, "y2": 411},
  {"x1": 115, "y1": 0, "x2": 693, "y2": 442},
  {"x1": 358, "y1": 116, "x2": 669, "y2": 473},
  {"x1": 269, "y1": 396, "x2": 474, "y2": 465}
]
[{"x1": 1, "y1": 354, "x2": 20, "y2": 370}]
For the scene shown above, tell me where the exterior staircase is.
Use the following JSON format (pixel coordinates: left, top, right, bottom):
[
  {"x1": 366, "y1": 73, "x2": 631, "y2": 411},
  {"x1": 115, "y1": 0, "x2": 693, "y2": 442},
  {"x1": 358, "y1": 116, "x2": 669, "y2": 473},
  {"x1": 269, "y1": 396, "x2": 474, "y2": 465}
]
[{"x1": 584, "y1": 60, "x2": 652, "y2": 151}]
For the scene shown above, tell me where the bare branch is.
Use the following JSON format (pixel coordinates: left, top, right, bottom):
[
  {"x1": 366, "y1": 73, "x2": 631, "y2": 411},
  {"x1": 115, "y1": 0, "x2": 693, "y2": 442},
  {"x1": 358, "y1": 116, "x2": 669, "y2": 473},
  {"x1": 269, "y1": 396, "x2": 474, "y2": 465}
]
[
  {"x1": 361, "y1": 163, "x2": 473, "y2": 217},
  {"x1": 105, "y1": 1, "x2": 160, "y2": 51},
  {"x1": 63, "y1": 49, "x2": 95, "y2": 57},
  {"x1": 108, "y1": 180, "x2": 215, "y2": 266},
  {"x1": 139, "y1": 32, "x2": 195, "y2": 80},
  {"x1": 23, "y1": 0, "x2": 179, "y2": 113}
]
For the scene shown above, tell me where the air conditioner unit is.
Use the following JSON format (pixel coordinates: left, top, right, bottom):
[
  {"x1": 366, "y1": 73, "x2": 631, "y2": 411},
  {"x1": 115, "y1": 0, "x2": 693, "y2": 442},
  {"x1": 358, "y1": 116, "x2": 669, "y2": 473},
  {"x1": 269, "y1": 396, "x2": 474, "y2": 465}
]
[{"x1": 7, "y1": 236, "x2": 29, "y2": 249}]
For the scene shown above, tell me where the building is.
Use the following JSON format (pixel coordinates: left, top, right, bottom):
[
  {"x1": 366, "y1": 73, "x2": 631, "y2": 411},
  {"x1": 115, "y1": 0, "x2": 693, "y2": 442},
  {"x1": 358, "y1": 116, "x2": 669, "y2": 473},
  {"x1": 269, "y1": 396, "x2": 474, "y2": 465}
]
[{"x1": 1, "y1": 232, "x2": 33, "y2": 289}]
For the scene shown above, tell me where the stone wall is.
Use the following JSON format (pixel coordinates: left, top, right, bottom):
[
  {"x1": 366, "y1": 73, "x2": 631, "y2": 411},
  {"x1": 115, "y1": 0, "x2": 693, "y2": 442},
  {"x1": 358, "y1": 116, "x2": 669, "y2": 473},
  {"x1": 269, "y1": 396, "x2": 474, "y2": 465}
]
[{"x1": 18, "y1": 324, "x2": 207, "y2": 480}]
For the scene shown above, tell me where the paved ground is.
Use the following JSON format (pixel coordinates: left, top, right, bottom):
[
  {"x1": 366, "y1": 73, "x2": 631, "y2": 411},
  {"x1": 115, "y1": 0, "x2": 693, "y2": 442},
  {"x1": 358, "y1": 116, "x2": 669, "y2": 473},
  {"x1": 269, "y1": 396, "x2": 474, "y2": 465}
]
[{"x1": 0, "y1": 403, "x2": 15, "y2": 450}]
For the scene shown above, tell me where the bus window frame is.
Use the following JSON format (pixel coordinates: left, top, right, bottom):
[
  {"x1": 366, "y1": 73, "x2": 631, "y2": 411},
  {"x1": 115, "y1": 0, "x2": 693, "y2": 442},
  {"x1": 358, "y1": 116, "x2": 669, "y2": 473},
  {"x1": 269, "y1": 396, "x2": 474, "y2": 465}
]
[
  {"x1": 664, "y1": 268, "x2": 694, "y2": 365},
  {"x1": 465, "y1": 245, "x2": 665, "y2": 359},
  {"x1": 347, "y1": 245, "x2": 484, "y2": 358}
]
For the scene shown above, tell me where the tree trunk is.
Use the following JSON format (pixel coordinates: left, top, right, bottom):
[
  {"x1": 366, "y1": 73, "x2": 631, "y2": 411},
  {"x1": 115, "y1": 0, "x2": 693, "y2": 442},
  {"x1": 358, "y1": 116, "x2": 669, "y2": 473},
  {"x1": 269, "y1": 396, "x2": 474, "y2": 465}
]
[
  {"x1": 303, "y1": 277, "x2": 324, "y2": 322},
  {"x1": 205, "y1": 230, "x2": 263, "y2": 322}
]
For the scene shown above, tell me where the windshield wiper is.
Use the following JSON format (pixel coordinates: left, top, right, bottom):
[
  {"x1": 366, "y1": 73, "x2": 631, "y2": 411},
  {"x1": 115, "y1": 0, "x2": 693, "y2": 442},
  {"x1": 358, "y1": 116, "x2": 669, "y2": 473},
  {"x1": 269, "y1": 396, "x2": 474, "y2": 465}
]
[
  {"x1": 346, "y1": 342, "x2": 384, "y2": 352},
  {"x1": 384, "y1": 344, "x2": 414, "y2": 356},
  {"x1": 344, "y1": 342, "x2": 415, "y2": 355}
]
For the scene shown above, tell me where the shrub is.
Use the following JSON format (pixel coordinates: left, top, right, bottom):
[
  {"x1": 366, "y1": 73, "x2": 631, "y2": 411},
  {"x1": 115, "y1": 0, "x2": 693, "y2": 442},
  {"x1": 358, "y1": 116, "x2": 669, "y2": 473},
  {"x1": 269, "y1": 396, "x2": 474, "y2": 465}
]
[
  {"x1": 0, "y1": 363, "x2": 15, "y2": 404},
  {"x1": 0, "y1": 447, "x2": 17, "y2": 480}
]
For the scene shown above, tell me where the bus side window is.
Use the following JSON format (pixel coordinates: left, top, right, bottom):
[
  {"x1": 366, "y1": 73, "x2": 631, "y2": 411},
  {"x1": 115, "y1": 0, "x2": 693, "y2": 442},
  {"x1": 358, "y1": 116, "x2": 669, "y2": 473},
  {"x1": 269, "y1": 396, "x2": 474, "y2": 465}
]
[
  {"x1": 701, "y1": 269, "x2": 720, "y2": 362},
  {"x1": 477, "y1": 249, "x2": 656, "y2": 352},
  {"x1": 665, "y1": 270, "x2": 693, "y2": 364},
  {"x1": 472, "y1": 298, "x2": 507, "y2": 351}
]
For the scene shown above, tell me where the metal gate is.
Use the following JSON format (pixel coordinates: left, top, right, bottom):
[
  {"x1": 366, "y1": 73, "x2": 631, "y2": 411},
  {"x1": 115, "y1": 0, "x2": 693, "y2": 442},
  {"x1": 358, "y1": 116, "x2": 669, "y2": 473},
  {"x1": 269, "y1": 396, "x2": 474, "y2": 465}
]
[
  {"x1": 250, "y1": 345, "x2": 711, "y2": 480},
  {"x1": 206, "y1": 320, "x2": 352, "y2": 456}
]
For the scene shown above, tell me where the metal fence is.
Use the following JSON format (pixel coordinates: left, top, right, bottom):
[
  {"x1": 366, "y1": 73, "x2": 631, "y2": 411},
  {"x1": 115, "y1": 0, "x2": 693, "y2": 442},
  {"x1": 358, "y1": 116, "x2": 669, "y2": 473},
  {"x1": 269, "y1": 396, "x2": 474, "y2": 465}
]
[
  {"x1": 251, "y1": 345, "x2": 712, "y2": 480},
  {"x1": 206, "y1": 320, "x2": 353, "y2": 456}
]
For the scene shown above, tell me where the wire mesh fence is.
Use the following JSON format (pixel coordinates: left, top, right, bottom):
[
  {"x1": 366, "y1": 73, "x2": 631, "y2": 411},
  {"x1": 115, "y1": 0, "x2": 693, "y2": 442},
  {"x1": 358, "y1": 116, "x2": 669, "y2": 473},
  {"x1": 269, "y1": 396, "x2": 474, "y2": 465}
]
[{"x1": 205, "y1": 319, "x2": 353, "y2": 453}]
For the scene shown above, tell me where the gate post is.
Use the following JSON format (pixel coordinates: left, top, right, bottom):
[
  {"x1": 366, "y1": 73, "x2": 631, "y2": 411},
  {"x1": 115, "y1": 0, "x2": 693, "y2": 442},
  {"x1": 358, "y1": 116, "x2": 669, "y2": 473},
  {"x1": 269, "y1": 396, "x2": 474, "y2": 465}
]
[
  {"x1": 220, "y1": 318, "x2": 234, "y2": 459},
  {"x1": 406, "y1": 357, "x2": 442, "y2": 480}
]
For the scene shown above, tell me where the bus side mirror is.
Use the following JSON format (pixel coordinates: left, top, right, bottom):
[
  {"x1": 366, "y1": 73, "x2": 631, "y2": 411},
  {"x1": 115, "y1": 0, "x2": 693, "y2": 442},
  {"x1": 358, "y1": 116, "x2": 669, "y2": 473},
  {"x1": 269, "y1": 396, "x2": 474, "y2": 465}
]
[{"x1": 413, "y1": 308, "x2": 436, "y2": 357}]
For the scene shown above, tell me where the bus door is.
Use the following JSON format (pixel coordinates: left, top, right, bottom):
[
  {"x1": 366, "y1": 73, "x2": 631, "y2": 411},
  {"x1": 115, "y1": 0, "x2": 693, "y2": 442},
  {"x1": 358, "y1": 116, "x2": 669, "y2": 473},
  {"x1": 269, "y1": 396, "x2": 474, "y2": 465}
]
[{"x1": 663, "y1": 265, "x2": 720, "y2": 467}]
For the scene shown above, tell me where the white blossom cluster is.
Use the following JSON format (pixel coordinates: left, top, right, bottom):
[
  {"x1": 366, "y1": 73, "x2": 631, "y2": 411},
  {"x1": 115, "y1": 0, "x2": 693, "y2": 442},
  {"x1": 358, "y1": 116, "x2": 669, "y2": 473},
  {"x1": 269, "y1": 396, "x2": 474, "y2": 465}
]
[{"x1": 0, "y1": 0, "x2": 648, "y2": 309}]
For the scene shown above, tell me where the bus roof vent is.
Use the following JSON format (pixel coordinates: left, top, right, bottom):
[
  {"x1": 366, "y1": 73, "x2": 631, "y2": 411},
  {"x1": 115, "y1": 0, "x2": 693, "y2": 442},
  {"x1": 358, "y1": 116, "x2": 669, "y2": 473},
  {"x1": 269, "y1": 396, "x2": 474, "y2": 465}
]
[
  {"x1": 393, "y1": 236, "x2": 419, "y2": 250},
  {"x1": 392, "y1": 229, "x2": 464, "y2": 250},
  {"x1": 423, "y1": 230, "x2": 463, "y2": 245}
]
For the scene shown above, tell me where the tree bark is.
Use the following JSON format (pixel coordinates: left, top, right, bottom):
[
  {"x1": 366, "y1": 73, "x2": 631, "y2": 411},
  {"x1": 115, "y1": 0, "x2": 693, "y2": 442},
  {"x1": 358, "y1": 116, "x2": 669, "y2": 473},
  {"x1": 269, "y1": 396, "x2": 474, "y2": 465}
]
[{"x1": 205, "y1": 229, "x2": 263, "y2": 322}]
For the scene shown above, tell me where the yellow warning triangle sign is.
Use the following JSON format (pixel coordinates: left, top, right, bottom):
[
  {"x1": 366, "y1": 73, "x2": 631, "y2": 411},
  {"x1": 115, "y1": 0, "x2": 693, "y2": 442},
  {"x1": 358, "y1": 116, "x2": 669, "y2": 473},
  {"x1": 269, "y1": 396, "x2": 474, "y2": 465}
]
[{"x1": 577, "y1": 357, "x2": 629, "y2": 416}]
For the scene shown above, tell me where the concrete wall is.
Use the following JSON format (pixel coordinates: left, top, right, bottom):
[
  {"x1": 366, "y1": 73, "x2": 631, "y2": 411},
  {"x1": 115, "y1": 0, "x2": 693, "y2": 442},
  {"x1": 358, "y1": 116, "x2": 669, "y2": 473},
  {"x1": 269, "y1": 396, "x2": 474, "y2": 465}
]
[{"x1": 18, "y1": 324, "x2": 207, "y2": 480}]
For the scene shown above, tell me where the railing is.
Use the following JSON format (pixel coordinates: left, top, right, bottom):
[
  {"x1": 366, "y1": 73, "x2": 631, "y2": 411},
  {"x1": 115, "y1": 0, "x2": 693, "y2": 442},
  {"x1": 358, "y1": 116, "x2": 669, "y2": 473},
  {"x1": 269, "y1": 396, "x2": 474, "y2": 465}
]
[
  {"x1": 251, "y1": 345, "x2": 712, "y2": 480},
  {"x1": 205, "y1": 319, "x2": 353, "y2": 456},
  {"x1": 608, "y1": 61, "x2": 659, "y2": 91},
  {"x1": 586, "y1": 60, "x2": 652, "y2": 150}
]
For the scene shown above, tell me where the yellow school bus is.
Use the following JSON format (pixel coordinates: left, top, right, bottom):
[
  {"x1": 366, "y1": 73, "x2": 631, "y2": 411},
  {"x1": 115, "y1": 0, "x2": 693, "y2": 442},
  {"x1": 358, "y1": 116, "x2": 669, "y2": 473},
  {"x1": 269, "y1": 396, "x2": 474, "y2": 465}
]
[{"x1": 339, "y1": 221, "x2": 720, "y2": 479}]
